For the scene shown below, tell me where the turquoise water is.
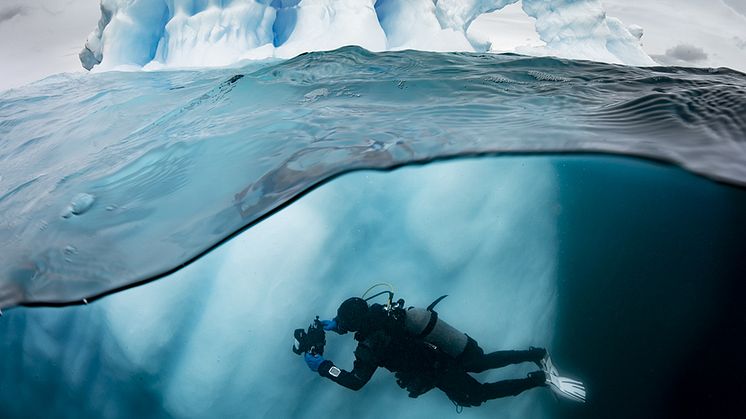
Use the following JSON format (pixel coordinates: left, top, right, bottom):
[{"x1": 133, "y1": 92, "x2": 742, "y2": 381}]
[
  {"x1": 1, "y1": 155, "x2": 744, "y2": 418},
  {"x1": 1, "y1": 47, "x2": 745, "y2": 308},
  {"x1": 1, "y1": 47, "x2": 745, "y2": 418}
]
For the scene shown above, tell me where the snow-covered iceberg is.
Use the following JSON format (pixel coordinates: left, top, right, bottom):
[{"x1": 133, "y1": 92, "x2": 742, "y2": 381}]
[{"x1": 80, "y1": 0, "x2": 655, "y2": 71}]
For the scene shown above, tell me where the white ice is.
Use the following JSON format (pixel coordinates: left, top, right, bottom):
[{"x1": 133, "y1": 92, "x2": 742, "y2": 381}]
[{"x1": 81, "y1": 0, "x2": 655, "y2": 72}]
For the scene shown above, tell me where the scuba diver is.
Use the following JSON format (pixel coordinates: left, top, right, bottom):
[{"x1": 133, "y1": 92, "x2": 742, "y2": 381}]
[{"x1": 294, "y1": 287, "x2": 586, "y2": 409}]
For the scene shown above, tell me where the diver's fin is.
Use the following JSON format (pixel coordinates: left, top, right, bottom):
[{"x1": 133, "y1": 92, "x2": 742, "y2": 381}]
[
  {"x1": 539, "y1": 352, "x2": 559, "y2": 377},
  {"x1": 541, "y1": 353, "x2": 586, "y2": 403}
]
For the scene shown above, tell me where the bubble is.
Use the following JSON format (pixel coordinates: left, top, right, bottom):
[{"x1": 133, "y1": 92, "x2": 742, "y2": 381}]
[
  {"x1": 303, "y1": 88, "x2": 330, "y2": 102},
  {"x1": 62, "y1": 193, "x2": 96, "y2": 218}
]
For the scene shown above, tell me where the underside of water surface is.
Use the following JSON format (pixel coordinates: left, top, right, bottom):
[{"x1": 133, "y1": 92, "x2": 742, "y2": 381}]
[{"x1": 1, "y1": 47, "x2": 745, "y2": 309}]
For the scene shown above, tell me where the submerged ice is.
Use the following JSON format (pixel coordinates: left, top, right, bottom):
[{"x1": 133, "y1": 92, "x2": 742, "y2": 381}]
[
  {"x1": 0, "y1": 158, "x2": 560, "y2": 418},
  {"x1": 3, "y1": 154, "x2": 744, "y2": 418},
  {"x1": 80, "y1": 0, "x2": 654, "y2": 71}
]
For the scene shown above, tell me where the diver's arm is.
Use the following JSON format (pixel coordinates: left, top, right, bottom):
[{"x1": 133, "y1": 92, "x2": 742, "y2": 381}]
[
  {"x1": 320, "y1": 318, "x2": 347, "y2": 335},
  {"x1": 317, "y1": 347, "x2": 377, "y2": 391}
]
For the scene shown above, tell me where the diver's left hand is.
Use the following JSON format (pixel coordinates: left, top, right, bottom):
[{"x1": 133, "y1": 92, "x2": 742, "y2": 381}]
[
  {"x1": 304, "y1": 352, "x2": 325, "y2": 372},
  {"x1": 320, "y1": 319, "x2": 338, "y2": 331}
]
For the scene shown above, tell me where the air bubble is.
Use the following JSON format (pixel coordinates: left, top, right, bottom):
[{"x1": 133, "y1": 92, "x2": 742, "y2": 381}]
[{"x1": 62, "y1": 193, "x2": 95, "y2": 218}]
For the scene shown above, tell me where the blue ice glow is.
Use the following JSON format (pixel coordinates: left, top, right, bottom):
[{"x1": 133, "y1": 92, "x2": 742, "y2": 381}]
[
  {"x1": 1, "y1": 47, "x2": 745, "y2": 308},
  {"x1": 0, "y1": 157, "x2": 560, "y2": 418},
  {"x1": 2, "y1": 153, "x2": 744, "y2": 417}
]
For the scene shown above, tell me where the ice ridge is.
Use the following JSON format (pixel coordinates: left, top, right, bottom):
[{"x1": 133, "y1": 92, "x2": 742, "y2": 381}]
[{"x1": 80, "y1": 0, "x2": 654, "y2": 71}]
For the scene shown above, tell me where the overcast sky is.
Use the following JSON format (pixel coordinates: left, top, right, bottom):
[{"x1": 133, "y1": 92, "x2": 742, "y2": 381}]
[
  {"x1": 0, "y1": 0, "x2": 744, "y2": 92},
  {"x1": 0, "y1": 1, "x2": 99, "y2": 91}
]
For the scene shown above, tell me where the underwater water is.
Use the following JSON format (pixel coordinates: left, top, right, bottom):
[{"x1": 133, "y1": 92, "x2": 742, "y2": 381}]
[
  {"x1": 1, "y1": 47, "x2": 745, "y2": 418},
  {"x1": 1, "y1": 155, "x2": 745, "y2": 419}
]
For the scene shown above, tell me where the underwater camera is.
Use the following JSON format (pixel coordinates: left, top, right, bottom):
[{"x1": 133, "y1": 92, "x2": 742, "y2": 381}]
[{"x1": 292, "y1": 316, "x2": 326, "y2": 356}]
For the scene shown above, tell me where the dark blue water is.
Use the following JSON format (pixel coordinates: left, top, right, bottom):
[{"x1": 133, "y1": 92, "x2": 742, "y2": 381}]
[{"x1": 552, "y1": 156, "x2": 746, "y2": 418}]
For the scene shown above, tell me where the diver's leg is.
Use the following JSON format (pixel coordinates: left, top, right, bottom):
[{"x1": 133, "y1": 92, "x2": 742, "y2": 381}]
[
  {"x1": 474, "y1": 348, "x2": 546, "y2": 371},
  {"x1": 460, "y1": 337, "x2": 546, "y2": 373},
  {"x1": 480, "y1": 371, "x2": 546, "y2": 399},
  {"x1": 438, "y1": 370, "x2": 546, "y2": 407},
  {"x1": 436, "y1": 369, "x2": 488, "y2": 408}
]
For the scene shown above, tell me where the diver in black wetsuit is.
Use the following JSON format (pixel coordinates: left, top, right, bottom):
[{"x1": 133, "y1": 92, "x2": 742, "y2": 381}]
[{"x1": 302, "y1": 297, "x2": 548, "y2": 408}]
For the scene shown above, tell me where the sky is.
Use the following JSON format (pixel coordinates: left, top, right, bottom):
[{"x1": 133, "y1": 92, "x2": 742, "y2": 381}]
[
  {"x1": 0, "y1": 0, "x2": 99, "y2": 91},
  {"x1": 0, "y1": 0, "x2": 745, "y2": 92}
]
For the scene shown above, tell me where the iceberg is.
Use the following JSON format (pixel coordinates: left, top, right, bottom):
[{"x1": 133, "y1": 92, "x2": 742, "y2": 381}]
[
  {"x1": 1, "y1": 2, "x2": 745, "y2": 417},
  {"x1": 80, "y1": 0, "x2": 654, "y2": 71}
]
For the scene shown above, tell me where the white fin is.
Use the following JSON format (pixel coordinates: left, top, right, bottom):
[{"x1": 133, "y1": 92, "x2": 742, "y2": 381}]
[{"x1": 541, "y1": 353, "x2": 586, "y2": 403}]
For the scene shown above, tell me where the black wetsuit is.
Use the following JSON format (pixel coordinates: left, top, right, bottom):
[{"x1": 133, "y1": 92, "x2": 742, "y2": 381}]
[{"x1": 316, "y1": 304, "x2": 546, "y2": 407}]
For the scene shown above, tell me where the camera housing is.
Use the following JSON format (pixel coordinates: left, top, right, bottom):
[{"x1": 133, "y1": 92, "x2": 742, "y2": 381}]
[{"x1": 292, "y1": 316, "x2": 326, "y2": 356}]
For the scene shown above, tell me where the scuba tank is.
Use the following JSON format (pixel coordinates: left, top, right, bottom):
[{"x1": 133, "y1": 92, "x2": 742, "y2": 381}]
[
  {"x1": 362, "y1": 284, "x2": 468, "y2": 359},
  {"x1": 403, "y1": 296, "x2": 468, "y2": 359}
]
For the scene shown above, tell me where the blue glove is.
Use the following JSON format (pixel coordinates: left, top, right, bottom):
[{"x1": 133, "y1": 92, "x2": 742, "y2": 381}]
[
  {"x1": 304, "y1": 352, "x2": 325, "y2": 372},
  {"x1": 320, "y1": 319, "x2": 337, "y2": 331}
]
